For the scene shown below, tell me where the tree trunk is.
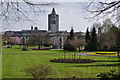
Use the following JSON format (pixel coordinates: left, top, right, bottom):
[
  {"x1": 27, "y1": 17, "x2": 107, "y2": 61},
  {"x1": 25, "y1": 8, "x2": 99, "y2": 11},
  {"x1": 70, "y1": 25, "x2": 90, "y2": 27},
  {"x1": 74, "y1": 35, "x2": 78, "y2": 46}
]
[
  {"x1": 79, "y1": 46, "x2": 81, "y2": 52},
  {"x1": 38, "y1": 45, "x2": 40, "y2": 49},
  {"x1": 11, "y1": 45, "x2": 13, "y2": 48}
]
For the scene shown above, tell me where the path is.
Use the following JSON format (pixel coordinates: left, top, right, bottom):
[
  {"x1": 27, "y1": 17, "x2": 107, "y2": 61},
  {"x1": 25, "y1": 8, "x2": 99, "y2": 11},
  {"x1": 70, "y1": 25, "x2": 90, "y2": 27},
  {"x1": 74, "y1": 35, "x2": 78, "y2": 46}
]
[
  {"x1": 2, "y1": 52, "x2": 119, "y2": 57},
  {"x1": 2, "y1": 53, "x2": 73, "y2": 55},
  {"x1": 75, "y1": 52, "x2": 119, "y2": 57}
]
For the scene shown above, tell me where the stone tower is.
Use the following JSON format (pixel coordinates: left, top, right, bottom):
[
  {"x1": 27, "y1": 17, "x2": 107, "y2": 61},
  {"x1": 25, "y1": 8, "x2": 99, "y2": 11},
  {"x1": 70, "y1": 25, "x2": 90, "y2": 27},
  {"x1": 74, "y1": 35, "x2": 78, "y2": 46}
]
[{"x1": 48, "y1": 8, "x2": 59, "y2": 32}]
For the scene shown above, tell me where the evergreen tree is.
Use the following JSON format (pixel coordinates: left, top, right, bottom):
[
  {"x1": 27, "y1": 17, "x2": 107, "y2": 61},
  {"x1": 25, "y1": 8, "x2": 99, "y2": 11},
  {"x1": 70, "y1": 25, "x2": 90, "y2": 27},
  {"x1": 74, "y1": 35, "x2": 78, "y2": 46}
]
[
  {"x1": 85, "y1": 28, "x2": 91, "y2": 50},
  {"x1": 68, "y1": 27, "x2": 74, "y2": 40},
  {"x1": 63, "y1": 27, "x2": 76, "y2": 51},
  {"x1": 90, "y1": 27, "x2": 98, "y2": 51}
]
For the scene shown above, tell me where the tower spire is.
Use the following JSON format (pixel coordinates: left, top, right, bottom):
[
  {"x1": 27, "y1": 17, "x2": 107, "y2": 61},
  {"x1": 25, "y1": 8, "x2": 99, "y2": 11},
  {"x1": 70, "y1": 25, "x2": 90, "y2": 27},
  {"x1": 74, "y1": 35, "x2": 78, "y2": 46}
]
[{"x1": 52, "y1": 8, "x2": 56, "y2": 14}]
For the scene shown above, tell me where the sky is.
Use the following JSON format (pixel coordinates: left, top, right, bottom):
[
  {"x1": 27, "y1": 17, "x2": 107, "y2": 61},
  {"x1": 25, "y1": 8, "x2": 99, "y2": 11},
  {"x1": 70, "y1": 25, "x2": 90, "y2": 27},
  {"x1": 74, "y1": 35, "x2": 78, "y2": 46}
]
[{"x1": 1, "y1": 1, "x2": 115, "y2": 32}]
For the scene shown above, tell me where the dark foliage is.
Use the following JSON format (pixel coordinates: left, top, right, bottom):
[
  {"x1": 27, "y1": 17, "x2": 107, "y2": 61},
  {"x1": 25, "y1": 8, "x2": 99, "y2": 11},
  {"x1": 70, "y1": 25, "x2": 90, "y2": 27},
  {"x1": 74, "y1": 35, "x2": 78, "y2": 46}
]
[
  {"x1": 50, "y1": 58, "x2": 95, "y2": 63},
  {"x1": 63, "y1": 27, "x2": 76, "y2": 51},
  {"x1": 68, "y1": 27, "x2": 74, "y2": 40},
  {"x1": 90, "y1": 27, "x2": 98, "y2": 51},
  {"x1": 85, "y1": 27, "x2": 98, "y2": 51},
  {"x1": 85, "y1": 28, "x2": 91, "y2": 50},
  {"x1": 97, "y1": 68, "x2": 120, "y2": 79}
]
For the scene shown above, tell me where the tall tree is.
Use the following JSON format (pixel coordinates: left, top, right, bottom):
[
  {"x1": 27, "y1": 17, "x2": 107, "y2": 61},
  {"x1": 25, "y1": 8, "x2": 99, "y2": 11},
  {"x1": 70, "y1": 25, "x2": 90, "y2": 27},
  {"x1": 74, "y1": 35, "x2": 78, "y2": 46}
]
[
  {"x1": 85, "y1": 27, "x2": 91, "y2": 50},
  {"x1": 67, "y1": 27, "x2": 74, "y2": 40},
  {"x1": 116, "y1": 28, "x2": 120, "y2": 50},
  {"x1": 101, "y1": 19, "x2": 113, "y2": 33},
  {"x1": 98, "y1": 19, "x2": 118, "y2": 50},
  {"x1": 64, "y1": 27, "x2": 76, "y2": 51},
  {"x1": 90, "y1": 27, "x2": 98, "y2": 51}
]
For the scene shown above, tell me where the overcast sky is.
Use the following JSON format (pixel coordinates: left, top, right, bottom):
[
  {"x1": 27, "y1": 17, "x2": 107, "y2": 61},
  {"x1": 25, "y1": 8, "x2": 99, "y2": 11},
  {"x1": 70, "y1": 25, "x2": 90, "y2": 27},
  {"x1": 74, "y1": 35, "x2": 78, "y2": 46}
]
[{"x1": 1, "y1": 2, "x2": 114, "y2": 32}]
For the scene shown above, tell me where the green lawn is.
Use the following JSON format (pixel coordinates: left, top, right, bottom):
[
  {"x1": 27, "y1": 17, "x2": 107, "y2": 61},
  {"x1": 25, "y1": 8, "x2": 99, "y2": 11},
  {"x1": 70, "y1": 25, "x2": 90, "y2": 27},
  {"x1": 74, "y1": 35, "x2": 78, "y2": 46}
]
[
  {"x1": 2, "y1": 45, "x2": 120, "y2": 78},
  {"x1": 2, "y1": 45, "x2": 79, "y2": 54}
]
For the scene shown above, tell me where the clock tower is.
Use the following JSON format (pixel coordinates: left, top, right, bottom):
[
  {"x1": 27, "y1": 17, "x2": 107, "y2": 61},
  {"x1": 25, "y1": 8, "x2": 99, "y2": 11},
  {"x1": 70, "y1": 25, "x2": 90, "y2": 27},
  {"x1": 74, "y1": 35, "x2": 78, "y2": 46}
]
[{"x1": 48, "y1": 8, "x2": 59, "y2": 32}]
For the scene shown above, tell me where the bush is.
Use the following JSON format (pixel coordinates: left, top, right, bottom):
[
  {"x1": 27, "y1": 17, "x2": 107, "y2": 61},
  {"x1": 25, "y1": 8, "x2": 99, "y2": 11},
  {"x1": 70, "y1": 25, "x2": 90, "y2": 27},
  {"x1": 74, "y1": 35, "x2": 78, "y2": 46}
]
[
  {"x1": 97, "y1": 68, "x2": 120, "y2": 79},
  {"x1": 25, "y1": 64, "x2": 52, "y2": 79}
]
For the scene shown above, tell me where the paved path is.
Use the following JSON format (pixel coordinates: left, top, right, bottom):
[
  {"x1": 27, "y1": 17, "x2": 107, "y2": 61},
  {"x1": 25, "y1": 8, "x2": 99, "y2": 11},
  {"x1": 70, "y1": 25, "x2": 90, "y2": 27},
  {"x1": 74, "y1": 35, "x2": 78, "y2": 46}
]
[
  {"x1": 75, "y1": 53, "x2": 88, "y2": 56},
  {"x1": 2, "y1": 52, "x2": 119, "y2": 57},
  {"x1": 2, "y1": 53, "x2": 73, "y2": 55},
  {"x1": 75, "y1": 52, "x2": 119, "y2": 57},
  {"x1": 2, "y1": 52, "x2": 90, "y2": 56}
]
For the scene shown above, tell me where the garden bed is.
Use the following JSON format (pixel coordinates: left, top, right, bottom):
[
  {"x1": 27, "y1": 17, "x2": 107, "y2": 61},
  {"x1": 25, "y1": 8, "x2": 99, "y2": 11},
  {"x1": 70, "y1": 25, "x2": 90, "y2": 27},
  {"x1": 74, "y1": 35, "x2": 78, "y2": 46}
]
[
  {"x1": 32, "y1": 48, "x2": 50, "y2": 50},
  {"x1": 50, "y1": 58, "x2": 95, "y2": 63}
]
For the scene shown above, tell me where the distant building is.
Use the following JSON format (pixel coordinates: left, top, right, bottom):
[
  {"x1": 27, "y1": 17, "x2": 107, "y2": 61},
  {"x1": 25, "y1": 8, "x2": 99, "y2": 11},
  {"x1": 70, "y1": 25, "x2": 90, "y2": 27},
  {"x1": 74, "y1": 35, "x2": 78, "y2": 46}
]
[
  {"x1": 4, "y1": 27, "x2": 47, "y2": 38},
  {"x1": 4, "y1": 8, "x2": 84, "y2": 49}
]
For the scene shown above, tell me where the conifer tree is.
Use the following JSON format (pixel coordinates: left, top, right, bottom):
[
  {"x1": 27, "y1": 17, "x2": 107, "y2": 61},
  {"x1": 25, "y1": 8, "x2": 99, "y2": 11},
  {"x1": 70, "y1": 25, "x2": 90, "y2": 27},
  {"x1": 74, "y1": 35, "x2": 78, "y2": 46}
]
[
  {"x1": 64, "y1": 27, "x2": 75, "y2": 51},
  {"x1": 90, "y1": 27, "x2": 98, "y2": 51},
  {"x1": 85, "y1": 28, "x2": 91, "y2": 50},
  {"x1": 68, "y1": 27, "x2": 74, "y2": 40}
]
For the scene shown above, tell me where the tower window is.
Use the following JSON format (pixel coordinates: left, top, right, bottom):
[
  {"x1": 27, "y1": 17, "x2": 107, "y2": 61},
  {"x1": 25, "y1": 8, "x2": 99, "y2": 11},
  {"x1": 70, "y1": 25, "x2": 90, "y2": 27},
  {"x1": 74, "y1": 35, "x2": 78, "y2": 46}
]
[{"x1": 52, "y1": 21, "x2": 56, "y2": 24}]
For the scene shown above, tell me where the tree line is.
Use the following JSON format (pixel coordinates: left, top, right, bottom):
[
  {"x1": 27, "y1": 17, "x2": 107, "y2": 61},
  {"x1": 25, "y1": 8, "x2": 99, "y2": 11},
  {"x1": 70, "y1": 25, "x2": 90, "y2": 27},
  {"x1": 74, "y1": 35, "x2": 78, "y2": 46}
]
[
  {"x1": 3, "y1": 19, "x2": 120, "y2": 51},
  {"x1": 85, "y1": 19, "x2": 120, "y2": 51},
  {"x1": 64, "y1": 18, "x2": 120, "y2": 51}
]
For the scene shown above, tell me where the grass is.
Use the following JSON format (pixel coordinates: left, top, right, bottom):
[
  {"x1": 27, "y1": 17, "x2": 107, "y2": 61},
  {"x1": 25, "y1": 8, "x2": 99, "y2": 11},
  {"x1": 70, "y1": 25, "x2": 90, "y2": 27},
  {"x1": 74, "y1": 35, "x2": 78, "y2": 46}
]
[
  {"x1": 2, "y1": 45, "x2": 120, "y2": 78},
  {"x1": 2, "y1": 45, "x2": 80, "y2": 54}
]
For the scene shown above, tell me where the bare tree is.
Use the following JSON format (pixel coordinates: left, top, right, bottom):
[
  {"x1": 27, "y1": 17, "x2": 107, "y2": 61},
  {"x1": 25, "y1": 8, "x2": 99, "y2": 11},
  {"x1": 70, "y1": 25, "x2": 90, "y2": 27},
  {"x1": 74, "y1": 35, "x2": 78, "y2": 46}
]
[
  {"x1": 98, "y1": 19, "x2": 118, "y2": 50},
  {"x1": 70, "y1": 37, "x2": 85, "y2": 51},
  {"x1": 84, "y1": 0, "x2": 120, "y2": 23},
  {"x1": 0, "y1": 0, "x2": 58, "y2": 22},
  {"x1": 27, "y1": 32, "x2": 51, "y2": 49}
]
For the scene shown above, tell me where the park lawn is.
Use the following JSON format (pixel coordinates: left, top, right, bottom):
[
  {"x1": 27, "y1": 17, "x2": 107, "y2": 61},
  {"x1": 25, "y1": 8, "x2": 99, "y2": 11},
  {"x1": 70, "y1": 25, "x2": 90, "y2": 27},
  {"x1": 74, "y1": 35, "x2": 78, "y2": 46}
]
[
  {"x1": 2, "y1": 45, "x2": 81, "y2": 54},
  {"x1": 2, "y1": 46, "x2": 120, "y2": 78}
]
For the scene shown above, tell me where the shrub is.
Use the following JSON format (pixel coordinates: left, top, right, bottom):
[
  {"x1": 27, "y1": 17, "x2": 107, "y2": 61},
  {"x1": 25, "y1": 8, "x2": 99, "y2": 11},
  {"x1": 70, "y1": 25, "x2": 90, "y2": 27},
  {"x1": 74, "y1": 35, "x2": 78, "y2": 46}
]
[
  {"x1": 25, "y1": 64, "x2": 52, "y2": 79},
  {"x1": 97, "y1": 68, "x2": 120, "y2": 79}
]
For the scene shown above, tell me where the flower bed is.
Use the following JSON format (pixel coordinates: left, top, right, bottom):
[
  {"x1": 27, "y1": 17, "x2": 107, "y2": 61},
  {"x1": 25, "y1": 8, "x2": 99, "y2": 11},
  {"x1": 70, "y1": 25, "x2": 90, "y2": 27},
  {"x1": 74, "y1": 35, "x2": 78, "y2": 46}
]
[
  {"x1": 32, "y1": 48, "x2": 50, "y2": 50},
  {"x1": 50, "y1": 58, "x2": 95, "y2": 63},
  {"x1": 87, "y1": 52, "x2": 118, "y2": 56}
]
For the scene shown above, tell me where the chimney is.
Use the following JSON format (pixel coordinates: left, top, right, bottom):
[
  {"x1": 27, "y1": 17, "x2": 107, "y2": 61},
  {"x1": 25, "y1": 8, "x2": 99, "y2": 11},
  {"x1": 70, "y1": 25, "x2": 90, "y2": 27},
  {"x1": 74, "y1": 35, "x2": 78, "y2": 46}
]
[{"x1": 31, "y1": 26, "x2": 33, "y2": 30}]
